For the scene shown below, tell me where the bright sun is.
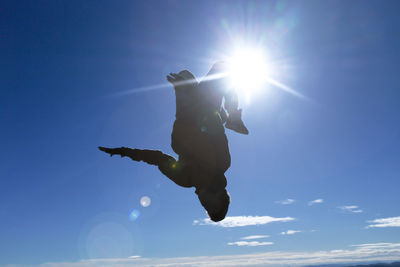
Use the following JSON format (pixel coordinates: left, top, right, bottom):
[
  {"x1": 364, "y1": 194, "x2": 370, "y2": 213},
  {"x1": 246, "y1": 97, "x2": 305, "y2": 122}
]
[{"x1": 227, "y1": 48, "x2": 268, "y2": 95}]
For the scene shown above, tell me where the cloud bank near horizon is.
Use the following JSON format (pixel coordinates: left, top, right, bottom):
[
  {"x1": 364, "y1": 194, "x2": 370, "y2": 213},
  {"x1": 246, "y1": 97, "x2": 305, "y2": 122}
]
[{"x1": 25, "y1": 242, "x2": 400, "y2": 267}]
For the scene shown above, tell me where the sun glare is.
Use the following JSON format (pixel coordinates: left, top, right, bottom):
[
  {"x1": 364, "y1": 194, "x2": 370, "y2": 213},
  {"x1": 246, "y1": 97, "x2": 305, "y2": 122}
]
[{"x1": 228, "y1": 48, "x2": 268, "y2": 96}]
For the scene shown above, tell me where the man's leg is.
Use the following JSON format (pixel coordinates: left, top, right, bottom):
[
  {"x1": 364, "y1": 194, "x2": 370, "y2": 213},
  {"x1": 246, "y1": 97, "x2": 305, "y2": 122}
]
[
  {"x1": 98, "y1": 146, "x2": 193, "y2": 188},
  {"x1": 198, "y1": 62, "x2": 248, "y2": 135}
]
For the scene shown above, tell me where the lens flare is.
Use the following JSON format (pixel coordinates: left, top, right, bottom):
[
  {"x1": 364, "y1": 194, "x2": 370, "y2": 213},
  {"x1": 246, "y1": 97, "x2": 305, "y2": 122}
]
[
  {"x1": 129, "y1": 209, "x2": 140, "y2": 221},
  {"x1": 140, "y1": 196, "x2": 151, "y2": 207}
]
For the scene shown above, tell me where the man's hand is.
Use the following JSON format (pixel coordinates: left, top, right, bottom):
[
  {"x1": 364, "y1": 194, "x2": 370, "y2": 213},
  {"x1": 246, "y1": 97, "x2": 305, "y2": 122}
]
[{"x1": 98, "y1": 146, "x2": 128, "y2": 157}]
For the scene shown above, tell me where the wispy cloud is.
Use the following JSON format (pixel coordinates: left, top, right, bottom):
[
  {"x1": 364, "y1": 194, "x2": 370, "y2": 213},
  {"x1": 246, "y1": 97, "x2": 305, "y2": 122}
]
[
  {"x1": 338, "y1": 205, "x2": 363, "y2": 213},
  {"x1": 308, "y1": 198, "x2": 324, "y2": 206},
  {"x1": 229, "y1": 234, "x2": 272, "y2": 247},
  {"x1": 275, "y1": 198, "x2": 295, "y2": 205},
  {"x1": 35, "y1": 242, "x2": 400, "y2": 267},
  {"x1": 227, "y1": 241, "x2": 274, "y2": 247},
  {"x1": 193, "y1": 216, "x2": 295, "y2": 227},
  {"x1": 351, "y1": 243, "x2": 400, "y2": 249},
  {"x1": 366, "y1": 216, "x2": 400, "y2": 228},
  {"x1": 280, "y1": 230, "x2": 301, "y2": 235},
  {"x1": 241, "y1": 235, "x2": 270, "y2": 240}
]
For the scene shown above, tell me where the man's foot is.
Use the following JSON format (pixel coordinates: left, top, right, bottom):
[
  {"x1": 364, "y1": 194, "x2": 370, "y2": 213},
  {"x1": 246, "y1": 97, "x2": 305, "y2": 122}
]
[{"x1": 225, "y1": 109, "x2": 249, "y2": 135}]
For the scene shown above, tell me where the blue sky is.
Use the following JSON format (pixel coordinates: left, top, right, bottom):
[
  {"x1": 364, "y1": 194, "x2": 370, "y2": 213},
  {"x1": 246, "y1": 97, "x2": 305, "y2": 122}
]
[{"x1": 1, "y1": 0, "x2": 400, "y2": 266}]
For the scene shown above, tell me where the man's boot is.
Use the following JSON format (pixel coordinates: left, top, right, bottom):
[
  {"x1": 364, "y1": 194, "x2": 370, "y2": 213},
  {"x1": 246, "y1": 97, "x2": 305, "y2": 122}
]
[{"x1": 225, "y1": 109, "x2": 249, "y2": 135}]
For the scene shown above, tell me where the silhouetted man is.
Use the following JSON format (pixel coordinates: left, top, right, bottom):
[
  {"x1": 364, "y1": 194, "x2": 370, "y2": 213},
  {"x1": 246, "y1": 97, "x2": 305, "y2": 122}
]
[{"x1": 99, "y1": 63, "x2": 248, "y2": 222}]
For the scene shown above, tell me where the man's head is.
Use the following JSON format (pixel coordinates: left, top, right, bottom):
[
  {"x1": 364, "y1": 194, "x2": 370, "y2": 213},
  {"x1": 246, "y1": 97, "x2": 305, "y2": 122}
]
[{"x1": 197, "y1": 187, "x2": 230, "y2": 222}]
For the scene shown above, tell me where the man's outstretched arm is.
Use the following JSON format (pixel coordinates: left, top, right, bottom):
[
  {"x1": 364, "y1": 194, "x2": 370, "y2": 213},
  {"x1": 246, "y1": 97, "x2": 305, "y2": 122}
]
[{"x1": 98, "y1": 146, "x2": 193, "y2": 188}]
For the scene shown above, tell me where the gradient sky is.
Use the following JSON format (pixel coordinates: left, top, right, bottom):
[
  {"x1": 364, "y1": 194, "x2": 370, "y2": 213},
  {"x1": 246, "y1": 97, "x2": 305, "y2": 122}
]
[{"x1": 1, "y1": 1, "x2": 400, "y2": 266}]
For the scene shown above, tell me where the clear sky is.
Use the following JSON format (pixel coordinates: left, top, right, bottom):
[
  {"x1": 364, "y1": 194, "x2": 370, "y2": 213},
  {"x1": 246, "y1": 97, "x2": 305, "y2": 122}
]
[{"x1": 1, "y1": 1, "x2": 400, "y2": 266}]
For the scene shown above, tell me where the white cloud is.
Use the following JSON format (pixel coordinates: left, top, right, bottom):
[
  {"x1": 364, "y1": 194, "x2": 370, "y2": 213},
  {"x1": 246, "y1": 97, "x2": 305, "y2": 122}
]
[
  {"x1": 128, "y1": 256, "x2": 141, "y2": 259},
  {"x1": 351, "y1": 243, "x2": 400, "y2": 249},
  {"x1": 366, "y1": 216, "x2": 400, "y2": 228},
  {"x1": 193, "y1": 216, "x2": 295, "y2": 227},
  {"x1": 34, "y1": 242, "x2": 400, "y2": 267},
  {"x1": 338, "y1": 205, "x2": 363, "y2": 213},
  {"x1": 275, "y1": 198, "x2": 295, "y2": 205},
  {"x1": 227, "y1": 241, "x2": 274, "y2": 247},
  {"x1": 241, "y1": 235, "x2": 270, "y2": 240},
  {"x1": 308, "y1": 198, "x2": 324, "y2": 206},
  {"x1": 280, "y1": 230, "x2": 301, "y2": 235}
]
